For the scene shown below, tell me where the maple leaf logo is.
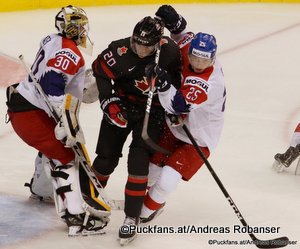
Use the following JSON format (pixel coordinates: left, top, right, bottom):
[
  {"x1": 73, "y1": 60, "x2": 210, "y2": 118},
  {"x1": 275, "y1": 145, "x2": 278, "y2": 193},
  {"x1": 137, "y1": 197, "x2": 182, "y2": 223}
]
[
  {"x1": 117, "y1": 46, "x2": 128, "y2": 56},
  {"x1": 134, "y1": 76, "x2": 150, "y2": 94}
]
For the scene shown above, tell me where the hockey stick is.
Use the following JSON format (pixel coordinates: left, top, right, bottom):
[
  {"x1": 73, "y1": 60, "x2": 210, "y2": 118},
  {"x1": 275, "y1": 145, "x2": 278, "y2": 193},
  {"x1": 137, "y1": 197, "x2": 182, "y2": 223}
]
[
  {"x1": 141, "y1": 47, "x2": 171, "y2": 155},
  {"x1": 18, "y1": 55, "x2": 123, "y2": 211},
  {"x1": 180, "y1": 122, "x2": 289, "y2": 248}
]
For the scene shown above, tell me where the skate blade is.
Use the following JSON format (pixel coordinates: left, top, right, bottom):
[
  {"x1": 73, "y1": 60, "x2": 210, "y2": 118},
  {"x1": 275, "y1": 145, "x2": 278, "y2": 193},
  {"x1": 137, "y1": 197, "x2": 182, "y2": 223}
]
[
  {"x1": 68, "y1": 226, "x2": 106, "y2": 237},
  {"x1": 81, "y1": 229, "x2": 106, "y2": 236},
  {"x1": 119, "y1": 234, "x2": 137, "y2": 246},
  {"x1": 140, "y1": 205, "x2": 165, "y2": 226},
  {"x1": 29, "y1": 194, "x2": 54, "y2": 203},
  {"x1": 68, "y1": 226, "x2": 82, "y2": 236}
]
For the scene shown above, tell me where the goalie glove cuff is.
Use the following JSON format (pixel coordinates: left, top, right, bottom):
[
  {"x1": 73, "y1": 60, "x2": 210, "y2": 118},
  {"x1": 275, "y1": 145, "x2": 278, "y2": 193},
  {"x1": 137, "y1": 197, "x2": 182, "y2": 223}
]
[
  {"x1": 54, "y1": 120, "x2": 77, "y2": 147},
  {"x1": 54, "y1": 94, "x2": 85, "y2": 147}
]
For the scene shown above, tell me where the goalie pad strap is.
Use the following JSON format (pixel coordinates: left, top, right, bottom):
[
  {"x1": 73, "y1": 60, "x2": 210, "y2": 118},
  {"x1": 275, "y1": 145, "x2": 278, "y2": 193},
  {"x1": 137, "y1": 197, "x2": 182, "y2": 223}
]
[
  {"x1": 49, "y1": 159, "x2": 111, "y2": 218},
  {"x1": 51, "y1": 170, "x2": 69, "y2": 180},
  {"x1": 56, "y1": 185, "x2": 72, "y2": 195},
  {"x1": 55, "y1": 164, "x2": 72, "y2": 171}
]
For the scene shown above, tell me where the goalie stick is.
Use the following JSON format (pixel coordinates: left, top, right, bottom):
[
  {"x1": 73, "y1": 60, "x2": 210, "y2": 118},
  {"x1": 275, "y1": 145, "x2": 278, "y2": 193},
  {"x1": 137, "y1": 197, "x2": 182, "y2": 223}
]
[
  {"x1": 141, "y1": 46, "x2": 171, "y2": 155},
  {"x1": 19, "y1": 55, "x2": 123, "y2": 211},
  {"x1": 180, "y1": 121, "x2": 289, "y2": 248}
]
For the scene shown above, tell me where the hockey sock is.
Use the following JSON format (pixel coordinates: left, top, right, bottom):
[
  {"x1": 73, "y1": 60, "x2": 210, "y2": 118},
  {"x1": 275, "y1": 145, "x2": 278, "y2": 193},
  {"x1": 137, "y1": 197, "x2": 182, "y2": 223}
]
[
  {"x1": 141, "y1": 193, "x2": 163, "y2": 218},
  {"x1": 141, "y1": 166, "x2": 181, "y2": 218},
  {"x1": 124, "y1": 175, "x2": 148, "y2": 218}
]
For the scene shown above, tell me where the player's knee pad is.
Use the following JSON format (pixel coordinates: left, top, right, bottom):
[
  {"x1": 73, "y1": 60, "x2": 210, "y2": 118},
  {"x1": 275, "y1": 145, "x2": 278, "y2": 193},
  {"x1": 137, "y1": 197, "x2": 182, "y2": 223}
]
[
  {"x1": 149, "y1": 166, "x2": 182, "y2": 198},
  {"x1": 148, "y1": 163, "x2": 162, "y2": 187},
  {"x1": 291, "y1": 131, "x2": 300, "y2": 147},
  {"x1": 128, "y1": 147, "x2": 150, "y2": 176},
  {"x1": 93, "y1": 155, "x2": 119, "y2": 176},
  {"x1": 25, "y1": 153, "x2": 53, "y2": 200}
]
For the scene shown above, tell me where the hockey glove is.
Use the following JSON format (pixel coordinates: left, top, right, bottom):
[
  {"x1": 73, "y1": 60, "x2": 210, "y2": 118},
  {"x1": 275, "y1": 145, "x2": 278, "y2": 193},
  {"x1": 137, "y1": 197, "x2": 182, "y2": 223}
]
[
  {"x1": 145, "y1": 62, "x2": 157, "y2": 81},
  {"x1": 145, "y1": 63, "x2": 171, "y2": 92},
  {"x1": 100, "y1": 96, "x2": 128, "y2": 128},
  {"x1": 167, "y1": 114, "x2": 181, "y2": 127},
  {"x1": 155, "y1": 5, "x2": 187, "y2": 34}
]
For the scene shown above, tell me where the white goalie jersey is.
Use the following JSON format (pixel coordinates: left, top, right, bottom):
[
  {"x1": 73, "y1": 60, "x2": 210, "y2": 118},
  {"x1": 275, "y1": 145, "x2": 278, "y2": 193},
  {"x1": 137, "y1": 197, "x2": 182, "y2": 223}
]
[{"x1": 17, "y1": 33, "x2": 86, "y2": 116}]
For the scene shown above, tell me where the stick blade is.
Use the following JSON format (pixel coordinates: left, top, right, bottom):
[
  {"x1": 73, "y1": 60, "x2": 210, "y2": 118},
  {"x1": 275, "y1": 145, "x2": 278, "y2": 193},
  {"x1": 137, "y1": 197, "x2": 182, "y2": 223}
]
[{"x1": 255, "y1": 236, "x2": 289, "y2": 248}]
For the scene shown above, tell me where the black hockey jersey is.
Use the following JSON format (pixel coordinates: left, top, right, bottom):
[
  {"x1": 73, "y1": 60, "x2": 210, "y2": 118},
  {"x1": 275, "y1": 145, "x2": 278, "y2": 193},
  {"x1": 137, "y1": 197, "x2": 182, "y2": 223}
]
[{"x1": 92, "y1": 36, "x2": 181, "y2": 106}]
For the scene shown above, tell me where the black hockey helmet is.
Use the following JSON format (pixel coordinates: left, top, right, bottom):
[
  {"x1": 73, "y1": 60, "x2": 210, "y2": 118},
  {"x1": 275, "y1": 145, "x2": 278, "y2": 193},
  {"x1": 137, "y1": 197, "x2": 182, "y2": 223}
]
[{"x1": 132, "y1": 16, "x2": 163, "y2": 46}]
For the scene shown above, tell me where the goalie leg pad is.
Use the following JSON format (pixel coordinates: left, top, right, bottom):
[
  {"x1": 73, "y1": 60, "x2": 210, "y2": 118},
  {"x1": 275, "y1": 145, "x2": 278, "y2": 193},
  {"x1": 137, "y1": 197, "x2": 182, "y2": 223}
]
[
  {"x1": 47, "y1": 158, "x2": 111, "y2": 218},
  {"x1": 45, "y1": 159, "x2": 110, "y2": 236},
  {"x1": 50, "y1": 160, "x2": 85, "y2": 216},
  {"x1": 78, "y1": 162, "x2": 111, "y2": 215},
  {"x1": 25, "y1": 152, "x2": 54, "y2": 201}
]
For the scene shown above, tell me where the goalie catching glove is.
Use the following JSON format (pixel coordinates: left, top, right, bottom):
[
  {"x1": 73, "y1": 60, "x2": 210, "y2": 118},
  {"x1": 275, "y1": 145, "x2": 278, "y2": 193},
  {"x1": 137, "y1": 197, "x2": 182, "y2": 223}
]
[
  {"x1": 54, "y1": 94, "x2": 85, "y2": 147},
  {"x1": 82, "y1": 69, "x2": 99, "y2": 104},
  {"x1": 100, "y1": 96, "x2": 128, "y2": 128}
]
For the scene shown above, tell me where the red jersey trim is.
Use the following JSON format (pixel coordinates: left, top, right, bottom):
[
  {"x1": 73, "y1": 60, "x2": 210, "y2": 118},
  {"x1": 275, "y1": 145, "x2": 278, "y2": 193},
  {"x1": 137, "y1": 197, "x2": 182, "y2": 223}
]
[{"x1": 100, "y1": 59, "x2": 116, "y2": 80}]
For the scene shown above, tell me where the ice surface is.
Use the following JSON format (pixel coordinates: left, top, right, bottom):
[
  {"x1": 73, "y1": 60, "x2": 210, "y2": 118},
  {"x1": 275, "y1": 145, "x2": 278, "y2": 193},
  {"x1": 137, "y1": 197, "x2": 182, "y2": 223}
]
[{"x1": 0, "y1": 4, "x2": 300, "y2": 249}]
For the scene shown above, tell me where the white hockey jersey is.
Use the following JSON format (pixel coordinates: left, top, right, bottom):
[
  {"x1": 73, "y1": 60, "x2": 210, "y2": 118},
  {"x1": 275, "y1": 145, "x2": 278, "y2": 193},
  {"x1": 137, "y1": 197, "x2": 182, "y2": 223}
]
[
  {"x1": 158, "y1": 33, "x2": 226, "y2": 152},
  {"x1": 17, "y1": 33, "x2": 85, "y2": 116}
]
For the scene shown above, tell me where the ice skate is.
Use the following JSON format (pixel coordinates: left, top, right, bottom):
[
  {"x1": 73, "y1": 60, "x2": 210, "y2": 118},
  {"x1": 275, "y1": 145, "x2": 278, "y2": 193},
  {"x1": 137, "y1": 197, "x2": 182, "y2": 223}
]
[
  {"x1": 62, "y1": 209, "x2": 108, "y2": 236},
  {"x1": 29, "y1": 193, "x2": 54, "y2": 203},
  {"x1": 273, "y1": 145, "x2": 300, "y2": 172},
  {"x1": 119, "y1": 216, "x2": 139, "y2": 246},
  {"x1": 25, "y1": 179, "x2": 54, "y2": 203},
  {"x1": 140, "y1": 202, "x2": 165, "y2": 225}
]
